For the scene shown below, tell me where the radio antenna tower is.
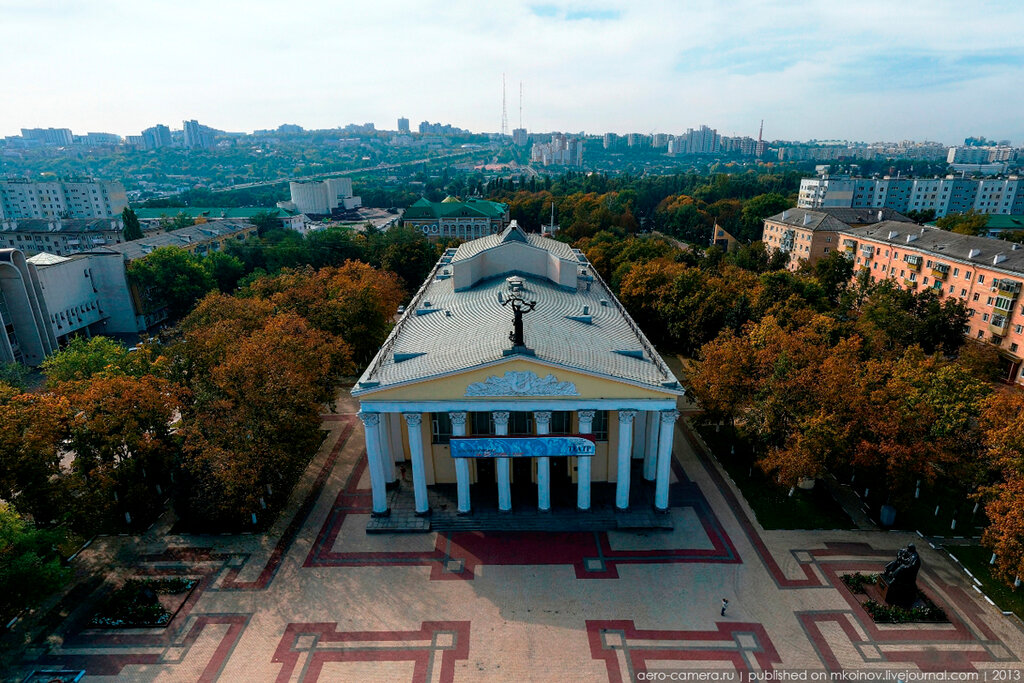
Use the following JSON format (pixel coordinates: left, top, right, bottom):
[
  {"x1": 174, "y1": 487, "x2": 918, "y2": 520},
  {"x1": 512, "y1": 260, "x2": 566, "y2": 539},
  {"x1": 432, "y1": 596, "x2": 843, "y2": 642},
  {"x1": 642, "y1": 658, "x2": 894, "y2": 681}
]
[
  {"x1": 501, "y1": 73, "x2": 508, "y2": 137},
  {"x1": 519, "y1": 81, "x2": 523, "y2": 130}
]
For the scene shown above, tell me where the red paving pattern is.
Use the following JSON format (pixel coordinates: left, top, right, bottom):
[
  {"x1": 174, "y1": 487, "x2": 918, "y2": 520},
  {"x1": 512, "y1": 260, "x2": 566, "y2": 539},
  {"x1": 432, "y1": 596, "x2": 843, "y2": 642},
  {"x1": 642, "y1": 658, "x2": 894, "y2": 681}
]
[
  {"x1": 587, "y1": 620, "x2": 781, "y2": 681},
  {"x1": 271, "y1": 620, "x2": 470, "y2": 683}
]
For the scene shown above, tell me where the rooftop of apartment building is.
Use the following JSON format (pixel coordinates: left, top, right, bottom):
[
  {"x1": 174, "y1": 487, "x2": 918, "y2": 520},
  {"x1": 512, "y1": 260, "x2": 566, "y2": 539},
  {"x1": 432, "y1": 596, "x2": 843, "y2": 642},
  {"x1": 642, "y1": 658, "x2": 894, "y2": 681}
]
[
  {"x1": 842, "y1": 221, "x2": 1024, "y2": 277},
  {"x1": 84, "y1": 219, "x2": 254, "y2": 261},
  {"x1": 764, "y1": 207, "x2": 914, "y2": 232},
  {"x1": 0, "y1": 217, "x2": 125, "y2": 233}
]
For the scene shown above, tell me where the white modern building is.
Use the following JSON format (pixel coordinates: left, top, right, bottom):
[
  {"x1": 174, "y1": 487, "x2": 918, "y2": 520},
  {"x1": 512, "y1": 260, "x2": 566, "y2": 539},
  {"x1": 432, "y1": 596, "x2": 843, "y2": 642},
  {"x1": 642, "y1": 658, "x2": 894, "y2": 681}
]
[
  {"x1": 0, "y1": 178, "x2": 128, "y2": 220},
  {"x1": 280, "y1": 179, "x2": 361, "y2": 216},
  {"x1": 0, "y1": 249, "x2": 57, "y2": 365},
  {"x1": 352, "y1": 222, "x2": 684, "y2": 523}
]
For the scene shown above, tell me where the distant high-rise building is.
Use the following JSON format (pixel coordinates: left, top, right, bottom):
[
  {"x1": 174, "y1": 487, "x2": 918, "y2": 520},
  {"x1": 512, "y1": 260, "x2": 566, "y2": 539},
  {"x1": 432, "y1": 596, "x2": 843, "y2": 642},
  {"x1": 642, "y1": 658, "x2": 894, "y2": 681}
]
[
  {"x1": 0, "y1": 178, "x2": 128, "y2": 220},
  {"x1": 530, "y1": 134, "x2": 584, "y2": 167},
  {"x1": 512, "y1": 128, "x2": 528, "y2": 146},
  {"x1": 398, "y1": 117, "x2": 410, "y2": 134},
  {"x1": 183, "y1": 119, "x2": 214, "y2": 149},
  {"x1": 20, "y1": 127, "x2": 74, "y2": 146},
  {"x1": 142, "y1": 124, "x2": 172, "y2": 150}
]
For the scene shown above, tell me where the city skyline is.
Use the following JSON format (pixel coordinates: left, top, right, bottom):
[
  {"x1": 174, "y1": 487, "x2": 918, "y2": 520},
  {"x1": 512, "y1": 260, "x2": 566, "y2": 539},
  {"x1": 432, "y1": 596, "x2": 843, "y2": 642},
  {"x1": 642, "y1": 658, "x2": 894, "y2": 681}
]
[{"x1": 2, "y1": 1, "x2": 1023, "y2": 144}]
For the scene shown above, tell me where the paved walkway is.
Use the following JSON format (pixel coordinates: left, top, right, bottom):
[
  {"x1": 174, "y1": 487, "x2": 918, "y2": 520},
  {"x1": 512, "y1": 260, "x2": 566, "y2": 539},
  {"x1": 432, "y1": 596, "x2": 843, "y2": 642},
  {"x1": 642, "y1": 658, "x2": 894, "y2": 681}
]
[{"x1": 13, "y1": 392, "x2": 1024, "y2": 681}]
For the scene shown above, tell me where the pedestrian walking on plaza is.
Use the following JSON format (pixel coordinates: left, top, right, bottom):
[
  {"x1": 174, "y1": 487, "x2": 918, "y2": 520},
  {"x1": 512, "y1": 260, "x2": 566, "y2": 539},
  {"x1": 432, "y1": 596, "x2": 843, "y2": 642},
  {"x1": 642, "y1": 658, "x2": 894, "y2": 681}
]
[{"x1": 721, "y1": 598, "x2": 729, "y2": 616}]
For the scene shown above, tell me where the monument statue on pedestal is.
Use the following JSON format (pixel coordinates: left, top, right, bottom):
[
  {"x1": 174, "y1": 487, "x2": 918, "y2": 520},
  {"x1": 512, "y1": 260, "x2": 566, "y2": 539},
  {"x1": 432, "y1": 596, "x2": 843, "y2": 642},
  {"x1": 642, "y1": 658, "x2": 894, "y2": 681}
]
[
  {"x1": 880, "y1": 542, "x2": 922, "y2": 608},
  {"x1": 502, "y1": 278, "x2": 537, "y2": 355}
]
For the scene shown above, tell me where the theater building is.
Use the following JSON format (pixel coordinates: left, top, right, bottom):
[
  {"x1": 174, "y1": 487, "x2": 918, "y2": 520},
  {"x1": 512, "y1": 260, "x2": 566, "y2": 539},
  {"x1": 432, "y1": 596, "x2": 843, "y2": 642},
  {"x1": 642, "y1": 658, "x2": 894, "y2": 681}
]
[{"x1": 352, "y1": 222, "x2": 684, "y2": 518}]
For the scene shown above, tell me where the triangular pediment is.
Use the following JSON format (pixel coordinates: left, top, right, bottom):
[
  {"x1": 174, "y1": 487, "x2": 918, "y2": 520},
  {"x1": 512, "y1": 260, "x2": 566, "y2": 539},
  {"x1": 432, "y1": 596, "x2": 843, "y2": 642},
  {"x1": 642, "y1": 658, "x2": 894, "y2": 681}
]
[{"x1": 354, "y1": 356, "x2": 680, "y2": 402}]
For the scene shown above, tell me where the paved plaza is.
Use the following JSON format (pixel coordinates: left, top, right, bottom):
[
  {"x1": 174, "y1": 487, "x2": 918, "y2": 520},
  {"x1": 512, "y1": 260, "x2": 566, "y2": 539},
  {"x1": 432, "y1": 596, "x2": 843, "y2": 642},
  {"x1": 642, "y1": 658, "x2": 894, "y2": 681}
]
[{"x1": 16, "y1": 394, "x2": 1024, "y2": 681}]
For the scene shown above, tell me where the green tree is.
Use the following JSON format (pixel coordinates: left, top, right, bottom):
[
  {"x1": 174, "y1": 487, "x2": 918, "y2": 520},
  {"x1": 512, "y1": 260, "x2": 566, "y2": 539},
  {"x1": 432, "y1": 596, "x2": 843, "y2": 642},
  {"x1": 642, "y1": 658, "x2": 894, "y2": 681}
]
[
  {"x1": 0, "y1": 503, "x2": 68, "y2": 619},
  {"x1": 127, "y1": 246, "x2": 215, "y2": 319},
  {"x1": 248, "y1": 210, "x2": 280, "y2": 237},
  {"x1": 935, "y1": 210, "x2": 989, "y2": 236},
  {"x1": 203, "y1": 251, "x2": 246, "y2": 293},
  {"x1": 41, "y1": 336, "x2": 152, "y2": 385},
  {"x1": 0, "y1": 362, "x2": 30, "y2": 391},
  {"x1": 739, "y1": 193, "x2": 791, "y2": 242},
  {"x1": 122, "y1": 207, "x2": 144, "y2": 241}
]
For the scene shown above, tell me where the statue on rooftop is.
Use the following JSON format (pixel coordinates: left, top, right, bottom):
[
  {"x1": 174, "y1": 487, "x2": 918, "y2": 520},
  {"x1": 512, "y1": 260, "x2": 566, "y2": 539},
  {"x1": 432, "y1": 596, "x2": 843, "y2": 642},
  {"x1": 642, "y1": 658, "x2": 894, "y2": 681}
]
[{"x1": 502, "y1": 278, "x2": 536, "y2": 349}]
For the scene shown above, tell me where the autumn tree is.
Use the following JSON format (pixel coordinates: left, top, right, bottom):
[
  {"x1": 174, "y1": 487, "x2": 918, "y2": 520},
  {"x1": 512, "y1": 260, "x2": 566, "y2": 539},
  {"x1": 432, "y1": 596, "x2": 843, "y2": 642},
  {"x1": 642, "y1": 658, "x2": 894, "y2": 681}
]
[
  {"x1": 0, "y1": 392, "x2": 70, "y2": 525},
  {"x1": 41, "y1": 336, "x2": 158, "y2": 385},
  {"x1": 978, "y1": 390, "x2": 1024, "y2": 585},
  {"x1": 61, "y1": 375, "x2": 181, "y2": 531},
  {"x1": 202, "y1": 251, "x2": 246, "y2": 293}
]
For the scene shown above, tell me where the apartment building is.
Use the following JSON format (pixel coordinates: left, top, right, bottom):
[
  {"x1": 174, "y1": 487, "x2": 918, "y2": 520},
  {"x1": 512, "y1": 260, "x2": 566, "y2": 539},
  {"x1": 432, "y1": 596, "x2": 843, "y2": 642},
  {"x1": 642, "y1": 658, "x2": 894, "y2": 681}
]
[
  {"x1": 0, "y1": 217, "x2": 128, "y2": 256},
  {"x1": 798, "y1": 176, "x2": 1024, "y2": 218},
  {"x1": 0, "y1": 178, "x2": 128, "y2": 220},
  {"x1": 760, "y1": 207, "x2": 914, "y2": 271}
]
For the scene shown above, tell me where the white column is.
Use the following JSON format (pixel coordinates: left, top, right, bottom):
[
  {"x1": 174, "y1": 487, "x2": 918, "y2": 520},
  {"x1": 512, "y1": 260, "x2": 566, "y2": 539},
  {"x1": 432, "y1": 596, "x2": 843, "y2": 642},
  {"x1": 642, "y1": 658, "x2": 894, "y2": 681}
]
[
  {"x1": 534, "y1": 411, "x2": 552, "y2": 511},
  {"x1": 358, "y1": 411, "x2": 388, "y2": 515},
  {"x1": 577, "y1": 410, "x2": 594, "y2": 511},
  {"x1": 616, "y1": 409, "x2": 638, "y2": 510},
  {"x1": 655, "y1": 409, "x2": 680, "y2": 511},
  {"x1": 450, "y1": 411, "x2": 470, "y2": 514},
  {"x1": 377, "y1": 418, "x2": 395, "y2": 483},
  {"x1": 404, "y1": 413, "x2": 429, "y2": 515},
  {"x1": 643, "y1": 411, "x2": 659, "y2": 482},
  {"x1": 493, "y1": 411, "x2": 511, "y2": 511}
]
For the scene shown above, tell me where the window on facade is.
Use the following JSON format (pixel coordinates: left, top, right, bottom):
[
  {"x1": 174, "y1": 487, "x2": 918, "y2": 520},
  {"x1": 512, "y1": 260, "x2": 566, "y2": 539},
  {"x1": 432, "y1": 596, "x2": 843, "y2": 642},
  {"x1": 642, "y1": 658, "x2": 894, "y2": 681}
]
[
  {"x1": 1012, "y1": 343, "x2": 1019, "y2": 353},
  {"x1": 470, "y1": 412, "x2": 494, "y2": 436},
  {"x1": 977, "y1": 330, "x2": 985, "y2": 338},
  {"x1": 966, "y1": 272, "x2": 972, "y2": 280},
  {"x1": 973, "y1": 293, "x2": 980, "y2": 301},
  {"x1": 961, "y1": 289, "x2": 967, "y2": 297},
  {"x1": 983, "y1": 313, "x2": 990, "y2": 322},
  {"x1": 590, "y1": 410, "x2": 609, "y2": 441},
  {"x1": 549, "y1": 411, "x2": 571, "y2": 435},
  {"x1": 509, "y1": 411, "x2": 533, "y2": 435},
  {"x1": 953, "y1": 267, "x2": 960, "y2": 277},
  {"x1": 1016, "y1": 325, "x2": 1024, "y2": 334},
  {"x1": 824, "y1": 248, "x2": 829, "y2": 253},
  {"x1": 978, "y1": 275, "x2": 985, "y2": 284},
  {"x1": 431, "y1": 412, "x2": 452, "y2": 444}
]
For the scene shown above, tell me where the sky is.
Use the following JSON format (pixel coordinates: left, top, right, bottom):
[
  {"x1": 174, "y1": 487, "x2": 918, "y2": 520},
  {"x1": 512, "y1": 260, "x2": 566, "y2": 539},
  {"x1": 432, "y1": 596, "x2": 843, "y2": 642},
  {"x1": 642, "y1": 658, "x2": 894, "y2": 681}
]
[{"x1": 2, "y1": 0, "x2": 1023, "y2": 145}]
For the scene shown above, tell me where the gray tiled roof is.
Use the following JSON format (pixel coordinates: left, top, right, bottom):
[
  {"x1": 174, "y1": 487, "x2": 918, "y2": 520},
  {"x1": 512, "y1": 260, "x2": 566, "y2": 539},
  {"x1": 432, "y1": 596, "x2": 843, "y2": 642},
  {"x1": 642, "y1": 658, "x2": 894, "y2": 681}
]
[
  {"x1": 842, "y1": 222, "x2": 1024, "y2": 277},
  {"x1": 452, "y1": 226, "x2": 576, "y2": 261},
  {"x1": 86, "y1": 220, "x2": 254, "y2": 261},
  {"x1": 765, "y1": 208, "x2": 857, "y2": 232},
  {"x1": 353, "y1": 228, "x2": 681, "y2": 396},
  {"x1": 816, "y1": 207, "x2": 914, "y2": 225}
]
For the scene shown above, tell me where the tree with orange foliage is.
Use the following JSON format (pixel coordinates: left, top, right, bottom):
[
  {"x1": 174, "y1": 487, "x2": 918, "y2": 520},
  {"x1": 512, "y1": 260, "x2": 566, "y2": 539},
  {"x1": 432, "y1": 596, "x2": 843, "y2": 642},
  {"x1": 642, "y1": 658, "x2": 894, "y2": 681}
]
[
  {"x1": 978, "y1": 390, "x2": 1024, "y2": 584},
  {"x1": 0, "y1": 392, "x2": 70, "y2": 525}
]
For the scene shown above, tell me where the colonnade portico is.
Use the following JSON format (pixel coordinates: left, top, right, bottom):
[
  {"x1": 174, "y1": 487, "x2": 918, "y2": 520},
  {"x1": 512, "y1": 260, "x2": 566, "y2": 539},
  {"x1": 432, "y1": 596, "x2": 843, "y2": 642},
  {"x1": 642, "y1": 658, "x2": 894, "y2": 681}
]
[{"x1": 358, "y1": 401, "x2": 680, "y2": 518}]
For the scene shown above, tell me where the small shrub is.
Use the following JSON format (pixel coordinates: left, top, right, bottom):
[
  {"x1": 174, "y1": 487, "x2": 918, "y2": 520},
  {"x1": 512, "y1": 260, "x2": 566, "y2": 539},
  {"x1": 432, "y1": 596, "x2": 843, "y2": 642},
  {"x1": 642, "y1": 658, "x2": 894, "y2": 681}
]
[
  {"x1": 862, "y1": 595, "x2": 947, "y2": 623},
  {"x1": 841, "y1": 572, "x2": 878, "y2": 594},
  {"x1": 88, "y1": 577, "x2": 197, "y2": 628}
]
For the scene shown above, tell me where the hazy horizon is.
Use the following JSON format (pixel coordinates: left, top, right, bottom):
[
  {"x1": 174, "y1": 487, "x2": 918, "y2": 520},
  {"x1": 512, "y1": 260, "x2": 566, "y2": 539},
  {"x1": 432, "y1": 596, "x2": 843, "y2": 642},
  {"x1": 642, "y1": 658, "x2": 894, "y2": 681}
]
[{"x1": 3, "y1": 0, "x2": 1022, "y2": 146}]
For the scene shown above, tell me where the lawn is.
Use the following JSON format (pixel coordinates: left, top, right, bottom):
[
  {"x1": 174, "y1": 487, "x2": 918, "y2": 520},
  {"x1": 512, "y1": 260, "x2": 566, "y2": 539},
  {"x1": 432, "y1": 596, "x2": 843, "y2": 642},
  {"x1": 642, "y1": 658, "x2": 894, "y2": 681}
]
[
  {"x1": 696, "y1": 425, "x2": 855, "y2": 531},
  {"x1": 947, "y1": 545, "x2": 1024, "y2": 619}
]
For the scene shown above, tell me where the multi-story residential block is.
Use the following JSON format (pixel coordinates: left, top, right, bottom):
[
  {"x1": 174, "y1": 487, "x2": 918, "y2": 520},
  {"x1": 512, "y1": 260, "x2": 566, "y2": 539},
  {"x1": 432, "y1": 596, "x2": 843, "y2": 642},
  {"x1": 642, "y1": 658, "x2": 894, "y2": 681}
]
[
  {"x1": 760, "y1": 207, "x2": 915, "y2": 271},
  {"x1": 512, "y1": 128, "x2": 529, "y2": 146},
  {"x1": 20, "y1": 127, "x2": 74, "y2": 146},
  {"x1": 0, "y1": 217, "x2": 128, "y2": 255},
  {"x1": 842, "y1": 223, "x2": 1024, "y2": 384},
  {"x1": 142, "y1": 124, "x2": 172, "y2": 149},
  {"x1": 530, "y1": 134, "x2": 584, "y2": 166},
  {"x1": 132, "y1": 207, "x2": 309, "y2": 233},
  {"x1": 397, "y1": 117, "x2": 410, "y2": 134},
  {"x1": 0, "y1": 178, "x2": 128, "y2": 220},
  {"x1": 798, "y1": 176, "x2": 1024, "y2": 218},
  {"x1": 402, "y1": 197, "x2": 509, "y2": 240},
  {"x1": 183, "y1": 119, "x2": 214, "y2": 149}
]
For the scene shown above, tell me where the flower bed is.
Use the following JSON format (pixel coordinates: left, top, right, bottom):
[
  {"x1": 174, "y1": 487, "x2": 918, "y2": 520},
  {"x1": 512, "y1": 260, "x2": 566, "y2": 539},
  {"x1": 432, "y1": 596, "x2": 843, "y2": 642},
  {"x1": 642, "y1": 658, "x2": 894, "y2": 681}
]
[
  {"x1": 89, "y1": 578, "x2": 198, "y2": 628},
  {"x1": 840, "y1": 572, "x2": 948, "y2": 623}
]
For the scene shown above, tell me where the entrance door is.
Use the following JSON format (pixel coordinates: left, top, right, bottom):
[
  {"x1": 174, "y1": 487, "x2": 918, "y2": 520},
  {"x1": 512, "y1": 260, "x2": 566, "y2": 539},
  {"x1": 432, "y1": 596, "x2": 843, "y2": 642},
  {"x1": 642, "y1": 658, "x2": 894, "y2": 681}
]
[
  {"x1": 549, "y1": 457, "x2": 575, "y2": 508},
  {"x1": 475, "y1": 459, "x2": 496, "y2": 485}
]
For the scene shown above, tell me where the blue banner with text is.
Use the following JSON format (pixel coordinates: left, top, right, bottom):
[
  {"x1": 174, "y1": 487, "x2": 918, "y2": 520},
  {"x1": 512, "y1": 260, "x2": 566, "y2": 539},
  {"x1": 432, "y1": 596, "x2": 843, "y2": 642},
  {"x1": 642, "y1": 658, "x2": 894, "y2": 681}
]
[{"x1": 449, "y1": 436, "x2": 596, "y2": 458}]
